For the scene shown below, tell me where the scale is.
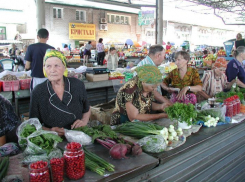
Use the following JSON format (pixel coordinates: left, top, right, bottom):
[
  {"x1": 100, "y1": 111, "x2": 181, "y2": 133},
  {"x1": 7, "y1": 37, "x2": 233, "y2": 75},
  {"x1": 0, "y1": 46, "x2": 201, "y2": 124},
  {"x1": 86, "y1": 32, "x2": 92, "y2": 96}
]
[
  {"x1": 223, "y1": 39, "x2": 235, "y2": 61},
  {"x1": 86, "y1": 67, "x2": 110, "y2": 74}
]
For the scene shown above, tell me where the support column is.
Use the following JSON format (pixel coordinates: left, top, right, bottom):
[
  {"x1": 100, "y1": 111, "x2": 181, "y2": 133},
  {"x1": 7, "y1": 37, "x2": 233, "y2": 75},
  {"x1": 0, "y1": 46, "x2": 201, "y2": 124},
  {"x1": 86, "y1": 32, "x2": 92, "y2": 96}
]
[
  {"x1": 157, "y1": 0, "x2": 163, "y2": 44},
  {"x1": 36, "y1": 0, "x2": 45, "y2": 30}
]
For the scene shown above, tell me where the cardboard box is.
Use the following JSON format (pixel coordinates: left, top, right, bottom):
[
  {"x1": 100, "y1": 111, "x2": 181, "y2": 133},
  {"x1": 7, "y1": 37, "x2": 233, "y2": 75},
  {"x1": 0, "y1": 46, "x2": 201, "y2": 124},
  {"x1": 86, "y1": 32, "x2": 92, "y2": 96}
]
[
  {"x1": 90, "y1": 99, "x2": 115, "y2": 125},
  {"x1": 86, "y1": 73, "x2": 109, "y2": 82}
]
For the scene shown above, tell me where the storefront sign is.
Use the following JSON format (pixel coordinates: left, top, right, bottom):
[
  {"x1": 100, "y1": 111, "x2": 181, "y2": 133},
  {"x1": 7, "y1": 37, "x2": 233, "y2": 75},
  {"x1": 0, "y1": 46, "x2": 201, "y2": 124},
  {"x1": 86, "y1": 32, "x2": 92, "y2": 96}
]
[
  {"x1": 138, "y1": 10, "x2": 154, "y2": 26},
  {"x1": 69, "y1": 23, "x2": 96, "y2": 40}
]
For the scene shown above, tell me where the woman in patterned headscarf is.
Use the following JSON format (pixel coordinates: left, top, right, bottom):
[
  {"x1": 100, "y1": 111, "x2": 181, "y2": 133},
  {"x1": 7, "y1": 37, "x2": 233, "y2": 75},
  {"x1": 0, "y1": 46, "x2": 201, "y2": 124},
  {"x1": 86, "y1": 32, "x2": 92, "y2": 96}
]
[
  {"x1": 197, "y1": 57, "x2": 236, "y2": 101},
  {"x1": 111, "y1": 65, "x2": 170, "y2": 125},
  {"x1": 29, "y1": 49, "x2": 91, "y2": 136}
]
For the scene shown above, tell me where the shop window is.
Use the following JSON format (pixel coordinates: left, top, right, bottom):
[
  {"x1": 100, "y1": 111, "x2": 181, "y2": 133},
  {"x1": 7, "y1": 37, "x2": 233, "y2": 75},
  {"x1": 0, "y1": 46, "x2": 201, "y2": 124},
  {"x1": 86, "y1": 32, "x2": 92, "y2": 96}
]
[
  {"x1": 76, "y1": 10, "x2": 86, "y2": 21},
  {"x1": 107, "y1": 13, "x2": 130, "y2": 25},
  {"x1": 0, "y1": 27, "x2": 6, "y2": 40},
  {"x1": 53, "y1": 8, "x2": 63, "y2": 19}
]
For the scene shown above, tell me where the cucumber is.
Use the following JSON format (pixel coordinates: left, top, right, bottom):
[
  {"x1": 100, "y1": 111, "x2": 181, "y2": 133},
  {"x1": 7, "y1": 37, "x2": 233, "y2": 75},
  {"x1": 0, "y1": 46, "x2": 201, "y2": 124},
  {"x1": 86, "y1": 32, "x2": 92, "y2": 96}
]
[
  {"x1": 0, "y1": 157, "x2": 7, "y2": 171},
  {"x1": 0, "y1": 157, "x2": 9, "y2": 180}
]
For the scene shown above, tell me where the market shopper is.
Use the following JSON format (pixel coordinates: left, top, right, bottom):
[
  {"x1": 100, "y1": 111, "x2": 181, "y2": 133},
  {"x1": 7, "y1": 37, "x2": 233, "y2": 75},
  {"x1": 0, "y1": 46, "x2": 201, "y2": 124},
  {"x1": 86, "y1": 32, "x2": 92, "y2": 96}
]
[
  {"x1": 96, "y1": 38, "x2": 105, "y2": 66},
  {"x1": 235, "y1": 33, "x2": 245, "y2": 49},
  {"x1": 111, "y1": 65, "x2": 169, "y2": 125},
  {"x1": 226, "y1": 46, "x2": 245, "y2": 88},
  {"x1": 197, "y1": 57, "x2": 235, "y2": 101},
  {"x1": 136, "y1": 44, "x2": 171, "y2": 105},
  {"x1": 83, "y1": 41, "x2": 92, "y2": 65},
  {"x1": 105, "y1": 47, "x2": 119, "y2": 70},
  {"x1": 0, "y1": 94, "x2": 21, "y2": 146},
  {"x1": 9, "y1": 44, "x2": 17, "y2": 60},
  {"x1": 162, "y1": 51, "x2": 202, "y2": 104},
  {"x1": 29, "y1": 49, "x2": 91, "y2": 136},
  {"x1": 25, "y1": 28, "x2": 55, "y2": 91}
]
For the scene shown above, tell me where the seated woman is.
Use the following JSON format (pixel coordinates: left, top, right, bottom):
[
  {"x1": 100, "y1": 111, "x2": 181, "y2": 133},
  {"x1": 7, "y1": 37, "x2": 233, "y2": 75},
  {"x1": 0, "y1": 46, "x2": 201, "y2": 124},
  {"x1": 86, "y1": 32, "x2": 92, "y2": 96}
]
[
  {"x1": 0, "y1": 94, "x2": 21, "y2": 146},
  {"x1": 198, "y1": 58, "x2": 235, "y2": 101},
  {"x1": 161, "y1": 51, "x2": 202, "y2": 104},
  {"x1": 111, "y1": 65, "x2": 170, "y2": 125},
  {"x1": 105, "y1": 47, "x2": 119, "y2": 70},
  {"x1": 226, "y1": 46, "x2": 245, "y2": 88},
  {"x1": 29, "y1": 49, "x2": 91, "y2": 136}
]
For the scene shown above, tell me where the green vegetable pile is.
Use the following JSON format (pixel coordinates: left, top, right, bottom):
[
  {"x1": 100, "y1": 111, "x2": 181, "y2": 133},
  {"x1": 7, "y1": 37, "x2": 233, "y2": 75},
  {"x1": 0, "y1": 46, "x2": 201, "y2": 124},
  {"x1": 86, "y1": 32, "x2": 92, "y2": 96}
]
[
  {"x1": 29, "y1": 133, "x2": 62, "y2": 154},
  {"x1": 84, "y1": 147, "x2": 115, "y2": 175},
  {"x1": 165, "y1": 103, "x2": 197, "y2": 125},
  {"x1": 215, "y1": 86, "x2": 244, "y2": 102},
  {"x1": 0, "y1": 157, "x2": 9, "y2": 180},
  {"x1": 19, "y1": 124, "x2": 37, "y2": 146},
  {"x1": 75, "y1": 125, "x2": 119, "y2": 142},
  {"x1": 114, "y1": 122, "x2": 165, "y2": 139}
]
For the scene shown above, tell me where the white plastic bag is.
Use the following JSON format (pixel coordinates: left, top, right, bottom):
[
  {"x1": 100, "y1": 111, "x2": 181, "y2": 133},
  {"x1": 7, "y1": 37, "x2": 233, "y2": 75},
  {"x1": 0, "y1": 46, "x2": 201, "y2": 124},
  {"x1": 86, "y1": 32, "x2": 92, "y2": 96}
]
[
  {"x1": 137, "y1": 135, "x2": 167, "y2": 153},
  {"x1": 24, "y1": 130, "x2": 61, "y2": 155},
  {"x1": 16, "y1": 118, "x2": 42, "y2": 148},
  {"x1": 65, "y1": 129, "x2": 92, "y2": 145}
]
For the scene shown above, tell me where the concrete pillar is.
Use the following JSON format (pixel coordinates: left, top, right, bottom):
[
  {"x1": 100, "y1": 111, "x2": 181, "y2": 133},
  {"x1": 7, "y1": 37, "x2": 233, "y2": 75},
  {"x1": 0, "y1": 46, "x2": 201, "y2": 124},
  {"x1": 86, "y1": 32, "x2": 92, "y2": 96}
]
[
  {"x1": 157, "y1": 0, "x2": 163, "y2": 44},
  {"x1": 36, "y1": 0, "x2": 45, "y2": 30}
]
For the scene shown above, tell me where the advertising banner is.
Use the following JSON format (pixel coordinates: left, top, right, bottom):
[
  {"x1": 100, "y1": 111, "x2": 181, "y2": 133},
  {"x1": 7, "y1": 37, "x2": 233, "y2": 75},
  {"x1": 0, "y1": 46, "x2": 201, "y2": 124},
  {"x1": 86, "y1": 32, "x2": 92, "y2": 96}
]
[
  {"x1": 69, "y1": 23, "x2": 95, "y2": 40},
  {"x1": 138, "y1": 10, "x2": 154, "y2": 26}
]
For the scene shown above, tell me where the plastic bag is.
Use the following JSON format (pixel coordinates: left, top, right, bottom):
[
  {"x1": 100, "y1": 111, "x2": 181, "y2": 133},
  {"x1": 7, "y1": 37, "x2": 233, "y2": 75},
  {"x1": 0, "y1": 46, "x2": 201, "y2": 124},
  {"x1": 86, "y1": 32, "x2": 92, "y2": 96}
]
[
  {"x1": 16, "y1": 118, "x2": 42, "y2": 148},
  {"x1": 24, "y1": 130, "x2": 60, "y2": 155},
  {"x1": 137, "y1": 135, "x2": 167, "y2": 153},
  {"x1": 199, "y1": 105, "x2": 226, "y2": 122},
  {"x1": 0, "y1": 142, "x2": 20, "y2": 157},
  {"x1": 22, "y1": 153, "x2": 49, "y2": 165},
  {"x1": 48, "y1": 148, "x2": 63, "y2": 159},
  {"x1": 65, "y1": 129, "x2": 92, "y2": 145}
]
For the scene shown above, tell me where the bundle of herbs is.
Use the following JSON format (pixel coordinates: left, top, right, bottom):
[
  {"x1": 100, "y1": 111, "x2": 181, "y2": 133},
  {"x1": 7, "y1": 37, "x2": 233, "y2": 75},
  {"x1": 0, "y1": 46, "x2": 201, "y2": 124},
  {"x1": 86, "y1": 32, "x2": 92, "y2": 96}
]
[{"x1": 165, "y1": 103, "x2": 197, "y2": 125}]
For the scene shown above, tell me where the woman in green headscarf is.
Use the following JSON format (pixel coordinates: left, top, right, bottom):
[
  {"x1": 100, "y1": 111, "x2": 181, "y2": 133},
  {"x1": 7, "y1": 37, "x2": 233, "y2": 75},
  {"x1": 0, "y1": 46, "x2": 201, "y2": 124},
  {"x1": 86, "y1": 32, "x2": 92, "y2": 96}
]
[
  {"x1": 111, "y1": 65, "x2": 170, "y2": 125},
  {"x1": 29, "y1": 49, "x2": 91, "y2": 136}
]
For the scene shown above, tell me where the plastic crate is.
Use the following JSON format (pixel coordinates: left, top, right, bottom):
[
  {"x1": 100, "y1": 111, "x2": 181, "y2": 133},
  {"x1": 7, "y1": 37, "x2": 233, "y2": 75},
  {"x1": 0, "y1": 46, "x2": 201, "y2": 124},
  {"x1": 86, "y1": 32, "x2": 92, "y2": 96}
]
[
  {"x1": 19, "y1": 79, "x2": 31, "y2": 90},
  {"x1": 2, "y1": 80, "x2": 20, "y2": 91}
]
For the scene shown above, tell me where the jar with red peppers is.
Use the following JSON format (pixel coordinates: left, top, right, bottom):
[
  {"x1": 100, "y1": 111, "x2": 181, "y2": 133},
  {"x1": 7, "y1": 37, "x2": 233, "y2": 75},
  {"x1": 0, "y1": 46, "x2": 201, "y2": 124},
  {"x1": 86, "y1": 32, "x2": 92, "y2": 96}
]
[
  {"x1": 29, "y1": 161, "x2": 50, "y2": 182},
  {"x1": 224, "y1": 98, "x2": 233, "y2": 118},
  {"x1": 64, "y1": 142, "x2": 85, "y2": 180},
  {"x1": 234, "y1": 95, "x2": 241, "y2": 114},
  {"x1": 50, "y1": 157, "x2": 64, "y2": 182},
  {"x1": 231, "y1": 96, "x2": 237, "y2": 116}
]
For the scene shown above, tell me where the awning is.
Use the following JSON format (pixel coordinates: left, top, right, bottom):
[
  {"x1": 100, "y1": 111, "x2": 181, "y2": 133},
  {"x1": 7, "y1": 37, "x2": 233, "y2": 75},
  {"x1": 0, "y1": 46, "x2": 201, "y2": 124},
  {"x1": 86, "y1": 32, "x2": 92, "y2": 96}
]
[{"x1": 0, "y1": 40, "x2": 23, "y2": 44}]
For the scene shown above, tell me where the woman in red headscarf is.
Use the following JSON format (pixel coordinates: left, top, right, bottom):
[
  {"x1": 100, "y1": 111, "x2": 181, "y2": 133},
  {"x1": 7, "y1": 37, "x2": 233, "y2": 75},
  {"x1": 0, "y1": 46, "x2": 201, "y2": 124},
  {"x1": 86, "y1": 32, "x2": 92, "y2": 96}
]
[{"x1": 197, "y1": 58, "x2": 236, "y2": 100}]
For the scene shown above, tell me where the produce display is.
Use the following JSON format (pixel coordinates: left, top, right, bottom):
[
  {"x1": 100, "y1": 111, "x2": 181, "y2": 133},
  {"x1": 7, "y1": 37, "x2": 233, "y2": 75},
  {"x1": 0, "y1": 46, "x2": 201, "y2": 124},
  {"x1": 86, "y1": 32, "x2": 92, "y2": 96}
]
[
  {"x1": 19, "y1": 124, "x2": 37, "y2": 147},
  {"x1": 18, "y1": 73, "x2": 31, "y2": 79},
  {"x1": 1, "y1": 74, "x2": 17, "y2": 81},
  {"x1": 109, "y1": 71, "x2": 125, "y2": 79}
]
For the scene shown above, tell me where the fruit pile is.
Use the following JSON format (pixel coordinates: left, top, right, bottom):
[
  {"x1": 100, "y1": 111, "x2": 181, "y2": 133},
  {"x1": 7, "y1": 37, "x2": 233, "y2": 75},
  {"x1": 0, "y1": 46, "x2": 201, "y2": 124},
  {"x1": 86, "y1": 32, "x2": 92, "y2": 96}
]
[{"x1": 64, "y1": 142, "x2": 85, "y2": 180}]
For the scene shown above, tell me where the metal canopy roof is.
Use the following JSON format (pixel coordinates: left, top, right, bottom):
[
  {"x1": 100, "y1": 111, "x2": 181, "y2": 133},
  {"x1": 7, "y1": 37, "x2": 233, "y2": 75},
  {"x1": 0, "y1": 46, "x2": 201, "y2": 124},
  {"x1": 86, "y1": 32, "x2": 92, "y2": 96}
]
[{"x1": 106, "y1": 0, "x2": 245, "y2": 24}]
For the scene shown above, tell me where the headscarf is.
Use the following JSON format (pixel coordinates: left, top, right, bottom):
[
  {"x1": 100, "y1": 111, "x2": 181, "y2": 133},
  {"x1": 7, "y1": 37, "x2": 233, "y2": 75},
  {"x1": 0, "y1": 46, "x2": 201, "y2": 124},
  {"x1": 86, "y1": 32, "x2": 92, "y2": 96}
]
[
  {"x1": 43, "y1": 49, "x2": 68, "y2": 77},
  {"x1": 212, "y1": 57, "x2": 227, "y2": 70},
  {"x1": 135, "y1": 64, "x2": 162, "y2": 84}
]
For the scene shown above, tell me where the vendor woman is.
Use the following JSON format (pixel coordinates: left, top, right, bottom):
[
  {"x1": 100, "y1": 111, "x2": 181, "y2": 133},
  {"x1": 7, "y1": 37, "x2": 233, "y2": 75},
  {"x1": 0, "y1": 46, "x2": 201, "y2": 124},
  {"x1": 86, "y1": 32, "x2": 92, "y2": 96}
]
[
  {"x1": 111, "y1": 65, "x2": 170, "y2": 125},
  {"x1": 161, "y1": 51, "x2": 202, "y2": 104},
  {"x1": 226, "y1": 46, "x2": 245, "y2": 88},
  {"x1": 29, "y1": 49, "x2": 91, "y2": 136}
]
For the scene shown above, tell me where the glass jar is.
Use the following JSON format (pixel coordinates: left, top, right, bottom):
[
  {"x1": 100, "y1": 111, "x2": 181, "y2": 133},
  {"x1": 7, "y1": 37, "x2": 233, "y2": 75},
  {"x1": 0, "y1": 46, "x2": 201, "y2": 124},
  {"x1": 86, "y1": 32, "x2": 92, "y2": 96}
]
[
  {"x1": 50, "y1": 158, "x2": 64, "y2": 182},
  {"x1": 64, "y1": 143, "x2": 85, "y2": 180},
  {"x1": 29, "y1": 161, "x2": 50, "y2": 182},
  {"x1": 235, "y1": 96, "x2": 241, "y2": 114},
  {"x1": 232, "y1": 97, "x2": 237, "y2": 116},
  {"x1": 224, "y1": 99, "x2": 233, "y2": 118}
]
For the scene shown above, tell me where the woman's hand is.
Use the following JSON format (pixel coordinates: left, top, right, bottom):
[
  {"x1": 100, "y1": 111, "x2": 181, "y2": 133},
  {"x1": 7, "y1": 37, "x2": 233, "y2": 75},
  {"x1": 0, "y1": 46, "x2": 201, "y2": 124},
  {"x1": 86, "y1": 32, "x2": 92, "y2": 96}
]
[
  {"x1": 160, "y1": 102, "x2": 172, "y2": 111},
  {"x1": 51, "y1": 127, "x2": 65, "y2": 136},
  {"x1": 177, "y1": 86, "x2": 188, "y2": 100},
  {"x1": 71, "y1": 119, "x2": 87, "y2": 129}
]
